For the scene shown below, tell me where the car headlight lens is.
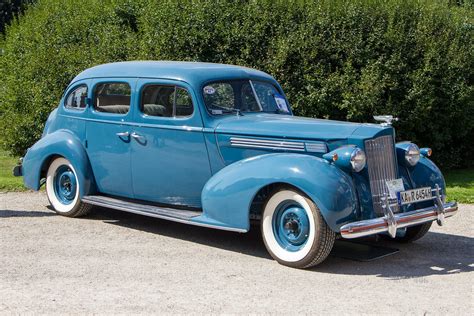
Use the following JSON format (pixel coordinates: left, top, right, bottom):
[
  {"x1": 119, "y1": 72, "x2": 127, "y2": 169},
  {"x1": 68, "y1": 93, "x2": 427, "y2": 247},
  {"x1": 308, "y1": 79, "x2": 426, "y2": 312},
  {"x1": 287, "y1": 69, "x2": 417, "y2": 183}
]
[
  {"x1": 350, "y1": 148, "x2": 366, "y2": 172},
  {"x1": 405, "y1": 143, "x2": 420, "y2": 166}
]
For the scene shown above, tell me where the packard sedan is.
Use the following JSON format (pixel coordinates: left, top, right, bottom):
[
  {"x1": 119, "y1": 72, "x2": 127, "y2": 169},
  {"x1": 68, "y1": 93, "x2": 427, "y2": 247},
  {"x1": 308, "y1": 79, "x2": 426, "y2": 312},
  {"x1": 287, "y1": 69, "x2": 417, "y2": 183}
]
[{"x1": 14, "y1": 61, "x2": 458, "y2": 268}]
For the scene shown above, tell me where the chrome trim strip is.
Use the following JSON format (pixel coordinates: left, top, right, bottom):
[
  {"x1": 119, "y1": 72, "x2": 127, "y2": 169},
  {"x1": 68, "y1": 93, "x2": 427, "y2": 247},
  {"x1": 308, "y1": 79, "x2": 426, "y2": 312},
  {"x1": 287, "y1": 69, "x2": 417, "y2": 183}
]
[
  {"x1": 82, "y1": 196, "x2": 247, "y2": 233},
  {"x1": 231, "y1": 137, "x2": 305, "y2": 147},
  {"x1": 230, "y1": 137, "x2": 305, "y2": 151},
  {"x1": 230, "y1": 137, "x2": 327, "y2": 153},
  {"x1": 340, "y1": 201, "x2": 458, "y2": 239},
  {"x1": 59, "y1": 114, "x2": 203, "y2": 132},
  {"x1": 305, "y1": 142, "x2": 327, "y2": 153},
  {"x1": 231, "y1": 141, "x2": 304, "y2": 149},
  {"x1": 229, "y1": 143, "x2": 305, "y2": 151}
]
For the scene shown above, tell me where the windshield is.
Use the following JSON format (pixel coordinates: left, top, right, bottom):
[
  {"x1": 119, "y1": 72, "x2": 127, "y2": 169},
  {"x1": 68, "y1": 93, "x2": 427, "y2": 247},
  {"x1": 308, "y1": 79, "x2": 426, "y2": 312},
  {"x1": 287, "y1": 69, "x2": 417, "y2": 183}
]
[{"x1": 202, "y1": 80, "x2": 290, "y2": 115}]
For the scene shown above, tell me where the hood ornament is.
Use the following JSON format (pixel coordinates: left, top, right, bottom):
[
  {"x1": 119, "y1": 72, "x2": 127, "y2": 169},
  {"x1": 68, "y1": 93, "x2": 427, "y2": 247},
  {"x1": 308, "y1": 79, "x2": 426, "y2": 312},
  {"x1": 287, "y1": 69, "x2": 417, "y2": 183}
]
[{"x1": 373, "y1": 115, "x2": 399, "y2": 127}]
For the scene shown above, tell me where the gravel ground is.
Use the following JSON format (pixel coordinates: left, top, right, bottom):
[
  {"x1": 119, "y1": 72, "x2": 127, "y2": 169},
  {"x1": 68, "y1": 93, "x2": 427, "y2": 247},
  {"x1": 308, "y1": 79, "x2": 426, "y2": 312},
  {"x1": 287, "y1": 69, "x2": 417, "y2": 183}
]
[{"x1": 0, "y1": 191, "x2": 473, "y2": 315}]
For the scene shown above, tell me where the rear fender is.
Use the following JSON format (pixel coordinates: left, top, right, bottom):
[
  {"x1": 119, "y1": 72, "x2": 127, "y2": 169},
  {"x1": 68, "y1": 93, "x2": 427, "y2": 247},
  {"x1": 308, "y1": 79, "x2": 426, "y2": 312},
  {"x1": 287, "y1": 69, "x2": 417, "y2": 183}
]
[
  {"x1": 22, "y1": 130, "x2": 96, "y2": 197},
  {"x1": 194, "y1": 153, "x2": 357, "y2": 232}
]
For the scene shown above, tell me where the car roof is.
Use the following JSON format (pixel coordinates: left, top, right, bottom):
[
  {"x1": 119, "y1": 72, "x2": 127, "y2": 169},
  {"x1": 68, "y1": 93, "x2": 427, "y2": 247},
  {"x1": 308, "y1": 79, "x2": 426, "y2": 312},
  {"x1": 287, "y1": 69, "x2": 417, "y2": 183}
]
[{"x1": 71, "y1": 61, "x2": 276, "y2": 87}]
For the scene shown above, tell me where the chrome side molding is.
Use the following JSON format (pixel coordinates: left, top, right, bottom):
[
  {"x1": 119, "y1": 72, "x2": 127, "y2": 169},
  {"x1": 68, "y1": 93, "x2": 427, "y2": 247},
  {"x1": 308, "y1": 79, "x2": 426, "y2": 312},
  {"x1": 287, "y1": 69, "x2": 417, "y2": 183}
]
[{"x1": 230, "y1": 137, "x2": 327, "y2": 153}]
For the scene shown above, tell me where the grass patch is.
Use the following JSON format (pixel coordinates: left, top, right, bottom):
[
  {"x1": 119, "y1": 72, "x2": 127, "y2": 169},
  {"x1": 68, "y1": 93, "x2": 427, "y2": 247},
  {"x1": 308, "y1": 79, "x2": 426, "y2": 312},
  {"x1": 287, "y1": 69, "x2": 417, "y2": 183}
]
[
  {"x1": 0, "y1": 149, "x2": 27, "y2": 192},
  {"x1": 0, "y1": 149, "x2": 472, "y2": 203},
  {"x1": 444, "y1": 168, "x2": 474, "y2": 204}
]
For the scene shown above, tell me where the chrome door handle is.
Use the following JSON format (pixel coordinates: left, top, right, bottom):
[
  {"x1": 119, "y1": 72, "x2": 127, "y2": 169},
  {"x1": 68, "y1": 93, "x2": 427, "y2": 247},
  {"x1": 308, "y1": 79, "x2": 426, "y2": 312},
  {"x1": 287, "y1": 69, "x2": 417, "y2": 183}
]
[
  {"x1": 116, "y1": 131, "x2": 130, "y2": 137},
  {"x1": 131, "y1": 132, "x2": 145, "y2": 141}
]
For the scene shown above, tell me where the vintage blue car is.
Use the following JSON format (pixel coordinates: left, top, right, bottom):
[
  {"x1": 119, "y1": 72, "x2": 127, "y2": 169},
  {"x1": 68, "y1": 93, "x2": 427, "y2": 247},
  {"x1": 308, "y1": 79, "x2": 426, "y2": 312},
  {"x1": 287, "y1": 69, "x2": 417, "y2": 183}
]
[{"x1": 15, "y1": 61, "x2": 458, "y2": 268}]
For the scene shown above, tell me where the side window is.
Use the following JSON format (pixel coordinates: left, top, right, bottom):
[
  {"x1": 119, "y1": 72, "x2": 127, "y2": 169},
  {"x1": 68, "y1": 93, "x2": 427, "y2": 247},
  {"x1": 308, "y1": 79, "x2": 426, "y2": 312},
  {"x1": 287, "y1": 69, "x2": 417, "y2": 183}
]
[
  {"x1": 94, "y1": 82, "x2": 131, "y2": 114},
  {"x1": 141, "y1": 85, "x2": 193, "y2": 118},
  {"x1": 65, "y1": 85, "x2": 88, "y2": 110},
  {"x1": 174, "y1": 87, "x2": 193, "y2": 117},
  {"x1": 142, "y1": 85, "x2": 175, "y2": 117}
]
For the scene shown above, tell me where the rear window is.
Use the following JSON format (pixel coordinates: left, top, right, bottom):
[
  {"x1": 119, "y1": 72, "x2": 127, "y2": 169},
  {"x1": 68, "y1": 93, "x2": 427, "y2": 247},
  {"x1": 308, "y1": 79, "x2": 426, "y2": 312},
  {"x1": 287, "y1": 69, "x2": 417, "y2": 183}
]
[
  {"x1": 65, "y1": 85, "x2": 87, "y2": 110},
  {"x1": 94, "y1": 82, "x2": 131, "y2": 114}
]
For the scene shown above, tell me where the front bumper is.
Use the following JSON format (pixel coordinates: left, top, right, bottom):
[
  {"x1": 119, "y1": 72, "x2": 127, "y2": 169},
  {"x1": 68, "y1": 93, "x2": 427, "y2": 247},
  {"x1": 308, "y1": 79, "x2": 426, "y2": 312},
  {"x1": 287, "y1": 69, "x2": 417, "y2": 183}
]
[{"x1": 340, "y1": 185, "x2": 458, "y2": 239}]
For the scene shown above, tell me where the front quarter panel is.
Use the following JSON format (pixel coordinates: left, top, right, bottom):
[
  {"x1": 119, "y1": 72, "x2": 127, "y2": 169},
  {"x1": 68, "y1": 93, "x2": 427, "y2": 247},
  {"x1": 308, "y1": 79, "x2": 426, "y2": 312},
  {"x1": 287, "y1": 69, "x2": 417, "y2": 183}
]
[
  {"x1": 407, "y1": 156, "x2": 446, "y2": 194},
  {"x1": 195, "y1": 153, "x2": 357, "y2": 232},
  {"x1": 22, "y1": 129, "x2": 96, "y2": 197}
]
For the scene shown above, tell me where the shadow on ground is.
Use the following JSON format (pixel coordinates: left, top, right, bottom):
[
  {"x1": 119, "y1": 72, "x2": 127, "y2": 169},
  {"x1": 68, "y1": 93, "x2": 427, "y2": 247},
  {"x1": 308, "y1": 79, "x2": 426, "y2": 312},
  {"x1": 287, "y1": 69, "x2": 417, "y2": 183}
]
[
  {"x1": 0, "y1": 210, "x2": 56, "y2": 218},
  {"x1": 2, "y1": 206, "x2": 473, "y2": 279},
  {"x1": 87, "y1": 206, "x2": 474, "y2": 279}
]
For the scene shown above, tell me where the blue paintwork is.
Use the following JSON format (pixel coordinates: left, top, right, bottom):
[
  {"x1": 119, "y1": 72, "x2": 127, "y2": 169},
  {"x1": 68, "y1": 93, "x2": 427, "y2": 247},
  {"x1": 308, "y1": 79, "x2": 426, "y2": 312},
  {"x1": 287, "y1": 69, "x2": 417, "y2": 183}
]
[
  {"x1": 210, "y1": 113, "x2": 384, "y2": 140},
  {"x1": 408, "y1": 156, "x2": 446, "y2": 192},
  {"x1": 197, "y1": 153, "x2": 357, "y2": 231},
  {"x1": 22, "y1": 129, "x2": 96, "y2": 196},
  {"x1": 273, "y1": 202, "x2": 310, "y2": 251},
  {"x1": 85, "y1": 78, "x2": 136, "y2": 198},
  {"x1": 20, "y1": 61, "x2": 449, "y2": 234},
  {"x1": 130, "y1": 79, "x2": 211, "y2": 207}
]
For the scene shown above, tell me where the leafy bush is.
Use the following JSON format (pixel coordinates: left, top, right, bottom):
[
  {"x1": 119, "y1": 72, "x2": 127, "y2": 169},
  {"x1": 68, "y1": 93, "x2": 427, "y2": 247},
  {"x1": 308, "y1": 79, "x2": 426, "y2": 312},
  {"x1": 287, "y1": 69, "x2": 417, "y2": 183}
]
[
  {"x1": 0, "y1": 0, "x2": 472, "y2": 168},
  {"x1": 0, "y1": 0, "x2": 35, "y2": 34}
]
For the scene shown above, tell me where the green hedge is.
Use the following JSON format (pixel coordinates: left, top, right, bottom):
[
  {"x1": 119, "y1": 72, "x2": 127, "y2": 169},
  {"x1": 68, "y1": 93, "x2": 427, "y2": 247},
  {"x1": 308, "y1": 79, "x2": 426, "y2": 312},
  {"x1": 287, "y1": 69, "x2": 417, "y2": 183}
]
[
  {"x1": 0, "y1": 0, "x2": 35, "y2": 34},
  {"x1": 0, "y1": 0, "x2": 472, "y2": 168}
]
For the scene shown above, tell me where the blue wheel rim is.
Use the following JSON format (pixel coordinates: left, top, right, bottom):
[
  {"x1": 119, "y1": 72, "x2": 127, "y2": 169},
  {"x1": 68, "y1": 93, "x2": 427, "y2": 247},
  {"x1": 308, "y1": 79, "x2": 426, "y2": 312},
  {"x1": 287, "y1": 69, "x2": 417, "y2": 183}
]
[
  {"x1": 272, "y1": 200, "x2": 310, "y2": 252},
  {"x1": 53, "y1": 165, "x2": 77, "y2": 205}
]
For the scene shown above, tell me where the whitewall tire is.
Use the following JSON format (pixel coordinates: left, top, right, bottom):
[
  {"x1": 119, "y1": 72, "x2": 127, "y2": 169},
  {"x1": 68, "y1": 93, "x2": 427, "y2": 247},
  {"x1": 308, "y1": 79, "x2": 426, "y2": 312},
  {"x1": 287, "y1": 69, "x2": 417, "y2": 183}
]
[
  {"x1": 45, "y1": 157, "x2": 91, "y2": 217},
  {"x1": 261, "y1": 188, "x2": 335, "y2": 268}
]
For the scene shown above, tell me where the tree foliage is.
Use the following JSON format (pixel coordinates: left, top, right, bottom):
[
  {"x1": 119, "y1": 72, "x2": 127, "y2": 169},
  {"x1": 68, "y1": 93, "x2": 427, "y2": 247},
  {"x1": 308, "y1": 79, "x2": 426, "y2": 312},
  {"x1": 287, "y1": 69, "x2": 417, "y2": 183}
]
[
  {"x1": 0, "y1": 0, "x2": 472, "y2": 168},
  {"x1": 0, "y1": 0, "x2": 34, "y2": 34}
]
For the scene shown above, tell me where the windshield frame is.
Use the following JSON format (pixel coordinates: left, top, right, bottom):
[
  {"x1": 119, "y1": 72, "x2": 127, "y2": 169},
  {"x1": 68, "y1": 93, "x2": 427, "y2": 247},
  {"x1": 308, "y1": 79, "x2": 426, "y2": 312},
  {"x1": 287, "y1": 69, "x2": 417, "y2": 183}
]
[{"x1": 200, "y1": 78, "x2": 291, "y2": 117}]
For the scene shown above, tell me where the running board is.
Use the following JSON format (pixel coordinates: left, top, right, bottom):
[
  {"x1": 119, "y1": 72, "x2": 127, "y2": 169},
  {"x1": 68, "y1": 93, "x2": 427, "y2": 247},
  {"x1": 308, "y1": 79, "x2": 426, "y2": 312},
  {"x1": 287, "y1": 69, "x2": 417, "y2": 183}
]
[
  {"x1": 81, "y1": 195, "x2": 247, "y2": 233},
  {"x1": 82, "y1": 195, "x2": 202, "y2": 220}
]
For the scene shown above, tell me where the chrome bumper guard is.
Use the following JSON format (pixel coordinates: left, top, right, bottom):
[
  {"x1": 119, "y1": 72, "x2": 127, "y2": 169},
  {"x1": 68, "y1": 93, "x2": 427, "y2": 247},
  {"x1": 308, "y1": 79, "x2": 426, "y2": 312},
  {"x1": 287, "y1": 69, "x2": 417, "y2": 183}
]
[{"x1": 340, "y1": 184, "x2": 458, "y2": 239}]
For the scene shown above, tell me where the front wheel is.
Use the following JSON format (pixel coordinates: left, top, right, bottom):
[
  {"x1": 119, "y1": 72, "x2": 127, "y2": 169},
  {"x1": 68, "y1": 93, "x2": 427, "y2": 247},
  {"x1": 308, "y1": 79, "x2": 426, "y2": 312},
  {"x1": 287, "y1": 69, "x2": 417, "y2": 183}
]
[
  {"x1": 261, "y1": 188, "x2": 335, "y2": 269},
  {"x1": 385, "y1": 222, "x2": 432, "y2": 243},
  {"x1": 46, "y1": 157, "x2": 91, "y2": 217}
]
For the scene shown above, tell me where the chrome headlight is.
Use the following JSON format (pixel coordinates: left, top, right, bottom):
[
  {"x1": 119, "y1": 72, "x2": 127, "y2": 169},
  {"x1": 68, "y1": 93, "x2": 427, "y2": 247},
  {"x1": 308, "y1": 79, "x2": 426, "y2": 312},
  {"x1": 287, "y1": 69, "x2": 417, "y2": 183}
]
[
  {"x1": 350, "y1": 148, "x2": 366, "y2": 172},
  {"x1": 405, "y1": 143, "x2": 420, "y2": 166}
]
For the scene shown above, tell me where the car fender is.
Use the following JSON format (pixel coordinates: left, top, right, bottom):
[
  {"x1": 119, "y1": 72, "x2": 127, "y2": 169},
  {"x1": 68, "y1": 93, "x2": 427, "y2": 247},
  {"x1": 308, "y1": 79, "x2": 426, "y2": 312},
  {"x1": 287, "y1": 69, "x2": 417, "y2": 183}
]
[
  {"x1": 407, "y1": 156, "x2": 446, "y2": 193},
  {"x1": 195, "y1": 153, "x2": 357, "y2": 232},
  {"x1": 22, "y1": 129, "x2": 96, "y2": 197}
]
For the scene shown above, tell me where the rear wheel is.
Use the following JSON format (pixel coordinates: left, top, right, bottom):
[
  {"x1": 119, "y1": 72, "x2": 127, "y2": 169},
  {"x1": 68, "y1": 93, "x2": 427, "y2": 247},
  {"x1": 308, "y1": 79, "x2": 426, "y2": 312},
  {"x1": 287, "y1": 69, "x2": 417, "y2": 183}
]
[
  {"x1": 261, "y1": 188, "x2": 335, "y2": 269},
  {"x1": 46, "y1": 157, "x2": 91, "y2": 217}
]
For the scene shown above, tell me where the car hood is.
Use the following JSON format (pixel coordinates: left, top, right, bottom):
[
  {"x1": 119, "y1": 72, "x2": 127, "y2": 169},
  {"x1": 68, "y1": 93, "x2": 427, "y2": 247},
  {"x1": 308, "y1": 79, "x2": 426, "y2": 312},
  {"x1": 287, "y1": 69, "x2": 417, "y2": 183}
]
[{"x1": 214, "y1": 113, "x2": 389, "y2": 141}]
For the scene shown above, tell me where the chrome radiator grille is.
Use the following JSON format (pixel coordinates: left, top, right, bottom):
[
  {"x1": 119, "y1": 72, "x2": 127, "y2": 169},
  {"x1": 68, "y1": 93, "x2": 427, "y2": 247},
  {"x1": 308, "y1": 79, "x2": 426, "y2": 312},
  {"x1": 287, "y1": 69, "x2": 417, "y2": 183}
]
[{"x1": 365, "y1": 135, "x2": 399, "y2": 215}]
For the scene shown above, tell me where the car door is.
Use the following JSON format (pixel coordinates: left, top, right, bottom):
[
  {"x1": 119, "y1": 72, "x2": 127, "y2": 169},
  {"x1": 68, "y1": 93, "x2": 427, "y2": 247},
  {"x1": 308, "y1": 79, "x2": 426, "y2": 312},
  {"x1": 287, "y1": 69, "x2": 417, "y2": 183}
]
[
  {"x1": 130, "y1": 79, "x2": 212, "y2": 208},
  {"x1": 86, "y1": 78, "x2": 136, "y2": 198}
]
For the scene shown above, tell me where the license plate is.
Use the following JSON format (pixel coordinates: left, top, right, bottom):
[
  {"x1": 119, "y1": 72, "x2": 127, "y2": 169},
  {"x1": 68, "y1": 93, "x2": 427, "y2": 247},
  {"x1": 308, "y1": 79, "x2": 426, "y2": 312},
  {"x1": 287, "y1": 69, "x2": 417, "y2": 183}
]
[{"x1": 397, "y1": 187, "x2": 432, "y2": 205}]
